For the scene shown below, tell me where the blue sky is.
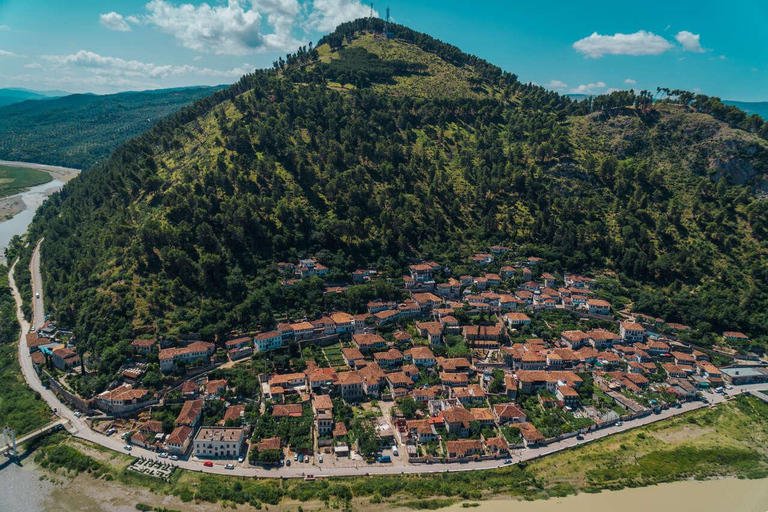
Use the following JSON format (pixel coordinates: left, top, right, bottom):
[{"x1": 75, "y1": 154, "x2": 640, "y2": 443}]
[{"x1": 0, "y1": 0, "x2": 765, "y2": 100}]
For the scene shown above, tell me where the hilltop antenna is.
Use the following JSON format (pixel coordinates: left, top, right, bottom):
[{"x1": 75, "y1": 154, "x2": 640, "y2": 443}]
[
  {"x1": 386, "y1": 7, "x2": 390, "y2": 24},
  {"x1": 370, "y1": 2, "x2": 374, "y2": 18}
]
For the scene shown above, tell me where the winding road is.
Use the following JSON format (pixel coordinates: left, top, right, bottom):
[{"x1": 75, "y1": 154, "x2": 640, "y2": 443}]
[{"x1": 10, "y1": 240, "x2": 767, "y2": 478}]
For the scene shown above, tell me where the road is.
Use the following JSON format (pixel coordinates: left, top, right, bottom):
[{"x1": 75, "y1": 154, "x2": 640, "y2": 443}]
[{"x1": 10, "y1": 240, "x2": 768, "y2": 479}]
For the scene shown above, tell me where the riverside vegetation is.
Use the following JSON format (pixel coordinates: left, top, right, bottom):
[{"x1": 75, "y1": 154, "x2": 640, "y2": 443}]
[
  {"x1": 25, "y1": 395, "x2": 768, "y2": 510},
  {"x1": 15, "y1": 20, "x2": 768, "y2": 389}
]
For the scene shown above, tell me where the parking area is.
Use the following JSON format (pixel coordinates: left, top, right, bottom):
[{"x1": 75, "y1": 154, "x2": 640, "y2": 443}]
[{"x1": 128, "y1": 457, "x2": 176, "y2": 479}]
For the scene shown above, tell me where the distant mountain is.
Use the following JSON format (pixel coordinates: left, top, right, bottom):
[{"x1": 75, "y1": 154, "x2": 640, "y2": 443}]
[
  {"x1": 724, "y1": 100, "x2": 768, "y2": 120},
  {"x1": 0, "y1": 88, "x2": 63, "y2": 107},
  {"x1": 0, "y1": 85, "x2": 225, "y2": 169}
]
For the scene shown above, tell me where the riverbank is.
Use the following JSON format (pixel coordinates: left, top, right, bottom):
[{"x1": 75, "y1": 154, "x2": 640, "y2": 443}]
[
  {"x1": 434, "y1": 477, "x2": 768, "y2": 512},
  {"x1": 0, "y1": 161, "x2": 80, "y2": 262}
]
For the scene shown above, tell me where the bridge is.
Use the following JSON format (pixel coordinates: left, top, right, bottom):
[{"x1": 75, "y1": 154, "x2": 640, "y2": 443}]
[{"x1": 2, "y1": 418, "x2": 68, "y2": 458}]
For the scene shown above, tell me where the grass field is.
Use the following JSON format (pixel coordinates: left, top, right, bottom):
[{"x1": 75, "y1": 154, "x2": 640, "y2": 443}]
[
  {"x1": 24, "y1": 395, "x2": 768, "y2": 511},
  {"x1": 0, "y1": 164, "x2": 52, "y2": 198},
  {"x1": 0, "y1": 339, "x2": 52, "y2": 435}
]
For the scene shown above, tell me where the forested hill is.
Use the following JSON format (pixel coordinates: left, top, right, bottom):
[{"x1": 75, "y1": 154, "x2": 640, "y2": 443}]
[
  {"x1": 0, "y1": 86, "x2": 225, "y2": 169},
  {"x1": 23, "y1": 19, "x2": 768, "y2": 363}
]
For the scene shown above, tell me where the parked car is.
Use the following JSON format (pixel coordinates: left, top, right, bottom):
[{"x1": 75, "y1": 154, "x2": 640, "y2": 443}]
[
  {"x1": 35, "y1": 292, "x2": 40, "y2": 299},
  {"x1": 318, "y1": 454, "x2": 323, "y2": 463},
  {"x1": 503, "y1": 459, "x2": 512, "y2": 464},
  {"x1": 305, "y1": 456, "x2": 309, "y2": 463},
  {"x1": 576, "y1": 434, "x2": 585, "y2": 440},
  {"x1": 158, "y1": 452, "x2": 168, "y2": 459},
  {"x1": 170, "y1": 455, "x2": 179, "y2": 461},
  {"x1": 615, "y1": 421, "x2": 623, "y2": 427},
  {"x1": 298, "y1": 454, "x2": 304, "y2": 463},
  {"x1": 225, "y1": 464, "x2": 235, "y2": 470},
  {"x1": 286, "y1": 460, "x2": 291, "y2": 466},
  {"x1": 203, "y1": 461, "x2": 213, "y2": 467},
  {"x1": 123, "y1": 445, "x2": 132, "y2": 451},
  {"x1": 74, "y1": 411, "x2": 81, "y2": 418},
  {"x1": 238, "y1": 455, "x2": 244, "y2": 463},
  {"x1": 106, "y1": 428, "x2": 117, "y2": 436},
  {"x1": 294, "y1": 453, "x2": 299, "y2": 461}
]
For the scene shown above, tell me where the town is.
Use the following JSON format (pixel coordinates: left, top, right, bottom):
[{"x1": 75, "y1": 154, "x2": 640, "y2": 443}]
[{"x1": 23, "y1": 248, "x2": 768, "y2": 472}]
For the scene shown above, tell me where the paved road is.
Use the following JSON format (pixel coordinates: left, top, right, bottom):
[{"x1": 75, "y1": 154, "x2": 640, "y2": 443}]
[
  {"x1": 30, "y1": 238, "x2": 45, "y2": 329},
  {"x1": 10, "y1": 241, "x2": 767, "y2": 479}
]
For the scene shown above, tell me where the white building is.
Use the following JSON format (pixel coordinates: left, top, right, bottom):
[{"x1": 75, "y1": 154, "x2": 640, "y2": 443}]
[
  {"x1": 254, "y1": 331, "x2": 283, "y2": 352},
  {"x1": 193, "y1": 427, "x2": 245, "y2": 459}
]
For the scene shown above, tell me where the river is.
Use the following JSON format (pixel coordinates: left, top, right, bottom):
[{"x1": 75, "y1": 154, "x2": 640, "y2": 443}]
[
  {"x1": 438, "y1": 477, "x2": 768, "y2": 512},
  {"x1": 0, "y1": 160, "x2": 80, "y2": 264}
]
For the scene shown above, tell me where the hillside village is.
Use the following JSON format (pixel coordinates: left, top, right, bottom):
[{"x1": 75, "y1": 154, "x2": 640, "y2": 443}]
[{"x1": 24, "y1": 248, "x2": 768, "y2": 468}]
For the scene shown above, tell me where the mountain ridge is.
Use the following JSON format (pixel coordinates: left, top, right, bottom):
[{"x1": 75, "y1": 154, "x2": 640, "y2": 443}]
[{"x1": 18, "y1": 20, "x2": 768, "y2": 372}]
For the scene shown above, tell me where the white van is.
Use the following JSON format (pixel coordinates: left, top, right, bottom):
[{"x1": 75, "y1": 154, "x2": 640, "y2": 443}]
[{"x1": 392, "y1": 445, "x2": 399, "y2": 457}]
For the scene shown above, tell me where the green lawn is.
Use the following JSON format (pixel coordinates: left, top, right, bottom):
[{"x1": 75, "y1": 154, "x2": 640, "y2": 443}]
[
  {"x1": 0, "y1": 165, "x2": 52, "y2": 198},
  {"x1": 0, "y1": 342, "x2": 52, "y2": 435}
]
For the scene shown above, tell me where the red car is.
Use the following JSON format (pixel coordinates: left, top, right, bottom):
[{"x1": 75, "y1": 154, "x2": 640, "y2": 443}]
[{"x1": 203, "y1": 461, "x2": 213, "y2": 467}]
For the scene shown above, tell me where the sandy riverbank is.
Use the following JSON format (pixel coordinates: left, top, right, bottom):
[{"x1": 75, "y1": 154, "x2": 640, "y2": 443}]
[
  {"x1": 0, "y1": 195, "x2": 25, "y2": 221},
  {"x1": 432, "y1": 477, "x2": 768, "y2": 512},
  {"x1": 0, "y1": 160, "x2": 81, "y2": 183}
]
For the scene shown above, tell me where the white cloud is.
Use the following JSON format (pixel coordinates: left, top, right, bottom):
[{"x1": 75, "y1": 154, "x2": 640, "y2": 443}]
[
  {"x1": 307, "y1": 0, "x2": 375, "y2": 33},
  {"x1": 573, "y1": 31, "x2": 672, "y2": 58},
  {"x1": 100, "y1": 12, "x2": 132, "y2": 32},
  {"x1": 570, "y1": 81, "x2": 606, "y2": 94},
  {"x1": 141, "y1": 0, "x2": 305, "y2": 55},
  {"x1": 624, "y1": 78, "x2": 637, "y2": 85},
  {"x1": 674, "y1": 31, "x2": 704, "y2": 53},
  {"x1": 0, "y1": 50, "x2": 20, "y2": 58},
  {"x1": 24, "y1": 62, "x2": 45, "y2": 70},
  {"x1": 0, "y1": 25, "x2": 9, "y2": 30},
  {"x1": 546, "y1": 79, "x2": 568, "y2": 90},
  {"x1": 126, "y1": 15, "x2": 141, "y2": 24},
  {"x1": 43, "y1": 50, "x2": 251, "y2": 80}
]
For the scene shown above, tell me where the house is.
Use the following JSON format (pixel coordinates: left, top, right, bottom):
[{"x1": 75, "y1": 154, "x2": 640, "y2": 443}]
[
  {"x1": 226, "y1": 336, "x2": 253, "y2": 361},
  {"x1": 560, "y1": 330, "x2": 589, "y2": 349},
  {"x1": 205, "y1": 379, "x2": 227, "y2": 397},
  {"x1": 452, "y1": 384, "x2": 486, "y2": 405},
  {"x1": 412, "y1": 292, "x2": 443, "y2": 312},
  {"x1": 273, "y1": 404, "x2": 304, "y2": 418},
  {"x1": 51, "y1": 346, "x2": 80, "y2": 371},
  {"x1": 337, "y1": 371, "x2": 365, "y2": 402},
  {"x1": 159, "y1": 341, "x2": 215, "y2": 372},
  {"x1": 386, "y1": 372, "x2": 413, "y2": 398},
  {"x1": 193, "y1": 427, "x2": 245, "y2": 459},
  {"x1": 584, "y1": 298, "x2": 610, "y2": 315},
  {"x1": 269, "y1": 372, "x2": 307, "y2": 392},
  {"x1": 330, "y1": 312, "x2": 355, "y2": 334},
  {"x1": 409, "y1": 264, "x2": 434, "y2": 284},
  {"x1": 518, "y1": 422, "x2": 545, "y2": 446},
  {"x1": 723, "y1": 331, "x2": 749, "y2": 342},
  {"x1": 445, "y1": 439, "x2": 483, "y2": 458},
  {"x1": 516, "y1": 370, "x2": 583, "y2": 394},
  {"x1": 374, "y1": 348, "x2": 404, "y2": 368},
  {"x1": 469, "y1": 407, "x2": 496, "y2": 428},
  {"x1": 254, "y1": 331, "x2": 283, "y2": 352},
  {"x1": 493, "y1": 403, "x2": 527, "y2": 425},
  {"x1": 307, "y1": 367, "x2": 339, "y2": 392},
  {"x1": 588, "y1": 329, "x2": 620, "y2": 349},
  {"x1": 442, "y1": 407, "x2": 473, "y2": 437},
  {"x1": 358, "y1": 363, "x2": 387, "y2": 396},
  {"x1": 503, "y1": 312, "x2": 532, "y2": 328},
  {"x1": 95, "y1": 384, "x2": 155, "y2": 415},
  {"x1": 256, "y1": 436, "x2": 282, "y2": 454},
  {"x1": 620, "y1": 321, "x2": 646, "y2": 343},
  {"x1": 131, "y1": 338, "x2": 155, "y2": 354},
  {"x1": 415, "y1": 321, "x2": 444, "y2": 345},
  {"x1": 312, "y1": 394, "x2": 334, "y2": 436},
  {"x1": 406, "y1": 419, "x2": 437, "y2": 443},
  {"x1": 404, "y1": 346, "x2": 436, "y2": 367},
  {"x1": 176, "y1": 399, "x2": 204, "y2": 427},
  {"x1": 374, "y1": 309, "x2": 400, "y2": 326},
  {"x1": 439, "y1": 357, "x2": 472, "y2": 373},
  {"x1": 222, "y1": 405, "x2": 245, "y2": 425},
  {"x1": 485, "y1": 436, "x2": 510, "y2": 456},
  {"x1": 166, "y1": 426, "x2": 193, "y2": 455},
  {"x1": 413, "y1": 386, "x2": 441, "y2": 403},
  {"x1": 647, "y1": 339, "x2": 671, "y2": 356},
  {"x1": 352, "y1": 333, "x2": 387, "y2": 353},
  {"x1": 440, "y1": 371, "x2": 469, "y2": 387},
  {"x1": 662, "y1": 363, "x2": 688, "y2": 379},
  {"x1": 341, "y1": 347, "x2": 366, "y2": 368},
  {"x1": 556, "y1": 385, "x2": 580, "y2": 407},
  {"x1": 462, "y1": 324, "x2": 503, "y2": 346}
]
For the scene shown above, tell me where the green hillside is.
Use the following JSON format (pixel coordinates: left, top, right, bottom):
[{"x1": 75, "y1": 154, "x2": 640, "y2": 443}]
[
  {"x1": 0, "y1": 86, "x2": 225, "y2": 169},
  {"x1": 21, "y1": 20, "x2": 768, "y2": 369}
]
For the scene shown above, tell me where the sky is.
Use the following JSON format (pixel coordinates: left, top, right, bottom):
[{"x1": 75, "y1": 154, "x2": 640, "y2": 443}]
[{"x1": 0, "y1": 0, "x2": 765, "y2": 100}]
